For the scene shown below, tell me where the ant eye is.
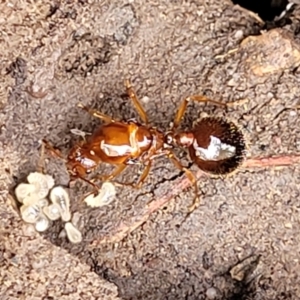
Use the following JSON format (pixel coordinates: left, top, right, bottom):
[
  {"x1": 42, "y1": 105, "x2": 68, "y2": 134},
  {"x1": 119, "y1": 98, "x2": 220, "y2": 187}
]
[
  {"x1": 188, "y1": 117, "x2": 246, "y2": 175},
  {"x1": 72, "y1": 167, "x2": 77, "y2": 173},
  {"x1": 166, "y1": 135, "x2": 173, "y2": 144},
  {"x1": 86, "y1": 169, "x2": 91, "y2": 174}
]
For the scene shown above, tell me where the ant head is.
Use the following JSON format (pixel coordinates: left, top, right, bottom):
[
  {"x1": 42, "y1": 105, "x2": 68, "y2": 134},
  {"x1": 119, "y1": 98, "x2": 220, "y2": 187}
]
[
  {"x1": 188, "y1": 117, "x2": 246, "y2": 175},
  {"x1": 66, "y1": 145, "x2": 93, "y2": 179}
]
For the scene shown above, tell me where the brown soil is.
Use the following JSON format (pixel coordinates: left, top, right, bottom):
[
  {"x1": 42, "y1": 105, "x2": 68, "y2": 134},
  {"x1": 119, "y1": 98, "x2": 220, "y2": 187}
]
[{"x1": 1, "y1": 1, "x2": 300, "y2": 299}]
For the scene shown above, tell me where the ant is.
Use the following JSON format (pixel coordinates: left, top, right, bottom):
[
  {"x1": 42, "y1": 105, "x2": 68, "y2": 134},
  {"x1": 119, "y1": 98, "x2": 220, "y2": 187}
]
[{"x1": 43, "y1": 79, "x2": 246, "y2": 212}]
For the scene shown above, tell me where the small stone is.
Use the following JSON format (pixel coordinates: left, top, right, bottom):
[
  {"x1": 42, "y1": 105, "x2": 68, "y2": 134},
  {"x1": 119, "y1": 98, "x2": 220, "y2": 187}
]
[
  {"x1": 32, "y1": 259, "x2": 47, "y2": 269},
  {"x1": 227, "y1": 78, "x2": 236, "y2": 86},
  {"x1": 22, "y1": 223, "x2": 37, "y2": 237},
  {"x1": 141, "y1": 96, "x2": 150, "y2": 103},
  {"x1": 234, "y1": 30, "x2": 244, "y2": 40},
  {"x1": 284, "y1": 222, "x2": 293, "y2": 229},
  {"x1": 206, "y1": 287, "x2": 219, "y2": 299},
  {"x1": 230, "y1": 255, "x2": 260, "y2": 281}
]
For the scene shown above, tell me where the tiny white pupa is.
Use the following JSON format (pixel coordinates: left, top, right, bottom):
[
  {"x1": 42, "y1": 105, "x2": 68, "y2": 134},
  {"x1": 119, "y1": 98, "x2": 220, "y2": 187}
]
[
  {"x1": 43, "y1": 204, "x2": 61, "y2": 221},
  {"x1": 27, "y1": 172, "x2": 55, "y2": 199},
  {"x1": 15, "y1": 183, "x2": 36, "y2": 203},
  {"x1": 20, "y1": 204, "x2": 41, "y2": 224},
  {"x1": 50, "y1": 186, "x2": 71, "y2": 222},
  {"x1": 84, "y1": 182, "x2": 116, "y2": 208},
  {"x1": 65, "y1": 222, "x2": 82, "y2": 244},
  {"x1": 23, "y1": 194, "x2": 43, "y2": 206},
  {"x1": 45, "y1": 174, "x2": 55, "y2": 190},
  {"x1": 35, "y1": 214, "x2": 50, "y2": 232},
  {"x1": 37, "y1": 198, "x2": 50, "y2": 208}
]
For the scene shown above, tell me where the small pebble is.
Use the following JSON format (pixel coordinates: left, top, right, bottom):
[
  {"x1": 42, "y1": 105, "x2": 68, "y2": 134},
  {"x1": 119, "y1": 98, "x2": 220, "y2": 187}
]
[
  {"x1": 22, "y1": 223, "x2": 36, "y2": 237},
  {"x1": 234, "y1": 29, "x2": 244, "y2": 40},
  {"x1": 32, "y1": 258, "x2": 47, "y2": 269},
  {"x1": 141, "y1": 96, "x2": 150, "y2": 103},
  {"x1": 284, "y1": 222, "x2": 293, "y2": 229},
  {"x1": 206, "y1": 287, "x2": 219, "y2": 299}
]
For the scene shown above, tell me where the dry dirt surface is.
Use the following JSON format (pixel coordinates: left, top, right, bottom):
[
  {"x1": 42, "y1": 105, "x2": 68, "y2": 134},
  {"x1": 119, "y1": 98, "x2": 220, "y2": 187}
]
[{"x1": 1, "y1": 0, "x2": 300, "y2": 299}]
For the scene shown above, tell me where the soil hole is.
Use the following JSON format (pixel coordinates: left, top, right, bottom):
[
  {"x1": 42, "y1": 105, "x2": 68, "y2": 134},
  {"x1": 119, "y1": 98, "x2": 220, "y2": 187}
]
[{"x1": 232, "y1": 0, "x2": 289, "y2": 21}]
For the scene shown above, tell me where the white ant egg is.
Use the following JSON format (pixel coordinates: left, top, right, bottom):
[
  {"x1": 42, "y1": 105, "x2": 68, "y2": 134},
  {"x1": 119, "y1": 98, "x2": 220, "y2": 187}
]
[
  {"x1": 15, "y1": 183, "x2": 36, "y2": 203},
  {"x1": 50, "y1": 186, "x2": 71, "y2": 222},
  {"x1": 20, "y1": 204, "x2": 41, "y2": 223},
  {"x1": 27, "y1": 172, "x2": 55, "y2": 199},
  {"x1": 43, "y1": 204, "x2": 61, "y2": 221},
  {"x1": 65, "y1": 222, "x2": 82, "y2": 244},
  {"x1": 35, "y1": 214, "x2": 50, "y2": 232}
]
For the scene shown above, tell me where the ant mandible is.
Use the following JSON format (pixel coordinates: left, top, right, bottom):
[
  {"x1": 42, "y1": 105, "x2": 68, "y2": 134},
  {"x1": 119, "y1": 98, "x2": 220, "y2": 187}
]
[{"x1": 43, "y1": 79, "x2": 246, "y2": 212}]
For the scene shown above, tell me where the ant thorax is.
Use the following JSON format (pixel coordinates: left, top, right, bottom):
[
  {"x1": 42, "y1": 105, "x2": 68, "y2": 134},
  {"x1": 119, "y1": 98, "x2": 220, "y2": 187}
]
[{"x1": 193, "y1": 135, "x2": 236, "y2": 161}]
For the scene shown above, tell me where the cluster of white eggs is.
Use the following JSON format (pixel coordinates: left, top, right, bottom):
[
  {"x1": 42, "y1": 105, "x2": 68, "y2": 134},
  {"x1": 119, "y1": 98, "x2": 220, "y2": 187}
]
[
  {"x1": 14, "y1": 172, "x2": 82, "y2": 244},
  {"x1": 14, "y1": 171, "x2": 117, "y2": 244}
]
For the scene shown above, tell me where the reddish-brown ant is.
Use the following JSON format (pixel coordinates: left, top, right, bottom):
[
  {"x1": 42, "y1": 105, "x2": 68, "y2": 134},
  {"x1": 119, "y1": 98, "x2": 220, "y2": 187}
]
[{"x1": 43, "y1": 79, "x2": 246, "y2": 212}]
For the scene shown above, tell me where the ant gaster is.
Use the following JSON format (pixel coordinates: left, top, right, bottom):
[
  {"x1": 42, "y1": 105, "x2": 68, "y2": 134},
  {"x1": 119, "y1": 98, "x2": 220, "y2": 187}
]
[{"x1": 44, "y1": 79, "x2": 246, "y2": 212}]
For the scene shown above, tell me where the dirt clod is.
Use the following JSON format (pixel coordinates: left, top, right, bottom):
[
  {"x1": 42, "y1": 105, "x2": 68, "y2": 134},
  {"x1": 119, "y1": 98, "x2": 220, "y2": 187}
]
[{"x1": 241, "y1": 28, "x2": 300, "y2": 76}]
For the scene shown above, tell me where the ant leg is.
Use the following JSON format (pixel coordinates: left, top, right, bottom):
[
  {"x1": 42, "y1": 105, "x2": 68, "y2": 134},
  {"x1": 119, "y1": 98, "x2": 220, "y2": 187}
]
[
  {"x1": 168, "y1": 151, "x2": 200, "y2": 213},
  {"x1": 37, "y1": 141, "x2": 46, "y2": 174},
  {"x1": 124, "y1": 79, "x2": 149, "y2": 124},
  {"x1": 115, "y1": 161, "x2": 152, "y2": 189},
  {"x1": 133, "y1": 161, "x2": 152, "y2": 188},
  {"x1": 42, "y1": 139, "x2": 65, "y2": 160},
  {"x1": 91, "y1": 164, "x2": 128, "y2": 183},
  {"x1": 73, "y1": 175, "x2": 101, "y2": 194},
  {"x1": 77, "y1": 103, "x2": 114, "y2": 123},
  {"x1": 173, "y1": 95, "x2": 227, "y2": 129}
]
